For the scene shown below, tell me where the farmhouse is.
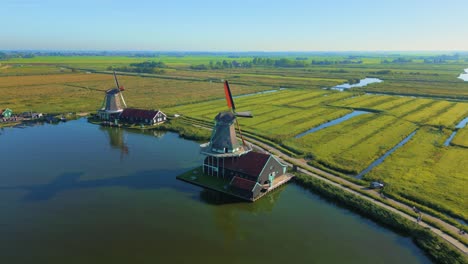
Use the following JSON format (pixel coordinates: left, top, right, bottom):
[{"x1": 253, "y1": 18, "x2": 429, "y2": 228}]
[
  {"x1": 1, "y1": 108, "x2": 13, "y2": 118},
  {"x1": 203, "y1": 151, "x2": 287, "y2": 200},
  {"x1": 119, "y1": 108, "x2": 166, "y2": 125}
]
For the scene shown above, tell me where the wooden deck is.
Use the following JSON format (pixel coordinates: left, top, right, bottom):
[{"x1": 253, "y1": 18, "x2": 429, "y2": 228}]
[
  {"x1": 177, "y1": 168, "x2": 294, "y2": 202},
  {"x1": 252, "y1": 173, "x2": 295, "y2": 201}
]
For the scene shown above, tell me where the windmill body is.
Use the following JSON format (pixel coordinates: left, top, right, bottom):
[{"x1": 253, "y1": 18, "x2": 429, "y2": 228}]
[
  {"x1": 97, "y1": 72, "x2": 127, "y2": 120},
  {"x1": 197, "y1": 81, "x2": 289, "y2": 201},
  {"x1": 200, "y1": 81, "x2": 252, "y2": 160}
]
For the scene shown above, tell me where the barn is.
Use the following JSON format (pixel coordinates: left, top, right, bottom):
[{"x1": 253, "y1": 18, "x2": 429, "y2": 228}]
[
  {"x1": 1, "y1": 108, "x2": 13, "y2": 118},
  {"x1": 203, "y1": 151, "x2": 287, "y2": 200},
  {"x1": 119, "y1": 108, "x2": 167, "y2": 125}
]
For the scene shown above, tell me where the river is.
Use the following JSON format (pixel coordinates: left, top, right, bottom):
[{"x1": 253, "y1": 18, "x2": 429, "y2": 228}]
[
  {"x1": 458, "y1": 68, "x2": 468, "y2": 81},
  {"x1": 0, "y1": 119, "x2": 430, "y2": 263}
]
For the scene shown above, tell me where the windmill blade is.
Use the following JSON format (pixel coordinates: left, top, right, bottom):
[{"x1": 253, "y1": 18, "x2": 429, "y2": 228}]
[
  {"x1": 120, "y1": 92, "x2": 127, "y2": 108},
  {"x1": 223, "y1": 80, "x2": 236, "y2": 111},
  {"x1": 235, "y1": 111, "x2": 253, "y2": 118},
  {"x1": 235, "y1": 119, "x2": 247, "y2": 147},
  {"x1": 113, "y1": 71, "x2": 121, "y2": 89}
]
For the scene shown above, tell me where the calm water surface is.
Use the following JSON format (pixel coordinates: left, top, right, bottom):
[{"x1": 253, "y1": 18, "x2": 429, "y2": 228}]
[
  {"x1": 332, "y1": 78, "x2": 383, "y2": 91},
  {"x1": 0, "y1": 119, "x2": 430, "y2": 263},
  {"x1": 458, "y1": 68, "x2": 468, "y2": 81},
  {"x1": 295, "y1": 110, "x2": 371, "y2": 138}
]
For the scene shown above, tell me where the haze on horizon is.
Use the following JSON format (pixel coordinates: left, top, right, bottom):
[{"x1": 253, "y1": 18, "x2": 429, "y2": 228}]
[{"x1": 2, "y1": 0, "x2": 468, "y2": 51}]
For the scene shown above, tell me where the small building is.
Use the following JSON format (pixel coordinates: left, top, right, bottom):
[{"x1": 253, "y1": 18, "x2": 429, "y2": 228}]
[
  {"x1": 203, "y1": 151, "x2": 288, "y2": 200},
  {"x1": 1, "y1": 108, "x2": 13, "y2": 118},
  {"x1": 20, "y1": 112, "x2": 43, "y2": 119},
  {"x1": 119, "y1": 108, "x2": 167, "y2": 125}
]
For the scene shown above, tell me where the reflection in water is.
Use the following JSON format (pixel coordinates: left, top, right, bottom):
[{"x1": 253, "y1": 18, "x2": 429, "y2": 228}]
[
  {"x1": 99, "y1": 126, "x2": 167, "y2": 160},
  {"x1": 0, "y1": 169, "x2": 196, "y2": 202},
  {"x1": 202, "y1": 186, "x2": 286, "y2": 246},
  {"x1": 101, "y1": 127, "x2": 129, "y2": 158}
]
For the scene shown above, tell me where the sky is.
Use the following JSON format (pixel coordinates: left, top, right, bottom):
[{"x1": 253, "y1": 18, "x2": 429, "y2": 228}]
[{"x1": 2, "y1": 0, "x2": 468, "y2": 51}]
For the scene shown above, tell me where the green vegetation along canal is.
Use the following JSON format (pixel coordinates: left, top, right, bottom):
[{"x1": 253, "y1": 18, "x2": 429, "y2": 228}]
[{"x1": 0, "y1": 119, "x2": 430, "y2": 263}]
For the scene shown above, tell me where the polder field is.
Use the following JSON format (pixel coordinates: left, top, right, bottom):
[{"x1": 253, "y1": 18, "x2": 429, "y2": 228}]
[{"x1": 1, "y1": 52, "x2": 467, "y2": 223}]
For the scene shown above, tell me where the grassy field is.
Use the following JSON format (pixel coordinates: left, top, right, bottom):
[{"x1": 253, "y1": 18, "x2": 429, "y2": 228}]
[
  {"x1": 1, "y1": 53, "x2": 467, "y2": 222},
  {"x1": 364, "y1": 127, "x2": 467, "y2": 220},
  {"x1": 451, "y1": 127, "x2": 468, "y2": 148},
  {"x1": 0, "y1": 73, "x2": 271, "y2": 113}
]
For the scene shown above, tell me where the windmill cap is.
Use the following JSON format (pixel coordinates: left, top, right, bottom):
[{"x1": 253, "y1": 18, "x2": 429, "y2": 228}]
[
  {"x1": 106, "y1": 88, "x2": 121, "y2": 95},
  {"x1": 215, "y1": 111, "x2": 236, "y2": 123}
]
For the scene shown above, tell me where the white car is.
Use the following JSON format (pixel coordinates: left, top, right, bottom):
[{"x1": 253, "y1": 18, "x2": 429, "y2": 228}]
[{"x1": 370, "y1": 182, "x2": 384, "y2": 189}]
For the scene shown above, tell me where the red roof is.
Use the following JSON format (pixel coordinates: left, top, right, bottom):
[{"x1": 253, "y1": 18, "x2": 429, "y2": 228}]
[
  {"x1": 230, "y1": 176, "x2": 257, "y2": 191},
  {"x1": 223, "y1": 151, "x2": 270, "y2": 178},
  {"x1": 120, "y1": 108, "x2": 162, "y2": 119}
]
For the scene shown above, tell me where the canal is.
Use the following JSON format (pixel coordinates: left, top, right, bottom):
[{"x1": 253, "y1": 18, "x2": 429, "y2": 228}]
[{"x1": 0, "y1": 119, "x2": 430, "y2": 263}]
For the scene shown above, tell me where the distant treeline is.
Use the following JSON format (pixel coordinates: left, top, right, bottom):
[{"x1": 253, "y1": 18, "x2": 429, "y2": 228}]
[
  {"x1": 381, "y1": 58, "x2": 413, "y2": 64},
  {"x1": 0, "y1": 52, "x2": 35, "y2": 60},
  {"x1": 107, "y1": 61, "x2": 167, "y2": 74},
  {"x1": 191, "y1": 60, "x2": 253, "y2": 70},
  {"x1": 190, "y1": 57, "x2": 365, "y2": 70},
  {"x1": 311, "y1": 59, "x2": 363, "y2": 65}
]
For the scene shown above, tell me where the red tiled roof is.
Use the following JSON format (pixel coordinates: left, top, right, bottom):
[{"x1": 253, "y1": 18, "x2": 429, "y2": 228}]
[
  {"x1": 120, "y1": 108, "x2": 162, "y2": 119},
  {"x1": 224, "y1": 151, "x2": 270, "y2": 178},
  {"x1": 230, "y1": 176, "x2": 257, "y2": 191}
]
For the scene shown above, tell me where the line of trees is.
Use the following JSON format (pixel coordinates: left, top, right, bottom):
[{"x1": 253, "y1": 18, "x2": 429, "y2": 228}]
[
  {"x1": 311, "y1": 59, "x2": 363, "y2": 65},
  {"x1": 107, "y1": 61, "x2": 167, "y2": 74}
]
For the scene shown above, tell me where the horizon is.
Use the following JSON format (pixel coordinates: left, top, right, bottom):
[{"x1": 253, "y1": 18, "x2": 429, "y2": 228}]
[{"x1": 2, "y1": 0, "x2": 468, "y2": 51}]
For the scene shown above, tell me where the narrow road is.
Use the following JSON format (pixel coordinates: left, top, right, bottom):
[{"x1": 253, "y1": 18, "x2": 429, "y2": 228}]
[{"x1": 189, "y1": 119, "x2": 468, "y2": 254}]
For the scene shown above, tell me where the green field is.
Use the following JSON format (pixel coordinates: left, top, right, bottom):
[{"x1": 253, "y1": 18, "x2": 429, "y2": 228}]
[
  {"x1": 1, "y1": 53, "x2": 467, "y2": 222},
  {"x1": 364, "y1": 127, "x2": 467, "y2": 219},
  {"x1": 451, "y1": 127, "x2": 468, "y2": 148}
]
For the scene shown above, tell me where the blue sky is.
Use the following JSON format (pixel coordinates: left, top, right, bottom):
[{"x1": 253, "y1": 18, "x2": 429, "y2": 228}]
[{"x1": 2, "y1": 0, "x2": 467, "y2": 51}]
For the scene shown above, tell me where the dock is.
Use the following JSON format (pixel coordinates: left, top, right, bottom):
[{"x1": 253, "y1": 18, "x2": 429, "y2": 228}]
[{"x1": 177, "y1": 167, "x2": 294, "y2": 202}]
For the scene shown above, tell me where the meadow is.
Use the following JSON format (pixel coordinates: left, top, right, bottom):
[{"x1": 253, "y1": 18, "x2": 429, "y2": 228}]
[
  {"x1": 168, "y1": 88, "x2": 468, "y2": 220},
  {"x1": 451, "y1": 127, "x2": 468, "y2": 148},
  {"x1": 364, "y1": 127, "x2": 467, "y2": 219},
  {"x1": 1, "y1": 52, "x2": 467, "y2": 222}
]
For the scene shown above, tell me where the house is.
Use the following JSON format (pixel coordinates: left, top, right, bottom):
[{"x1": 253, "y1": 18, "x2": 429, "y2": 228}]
[
  {"x1": 203, "y1": 151, "x2": 288, "y2": 200},
  {"x1": 1, "y1": 108, "x2": 13, "y2": 118},
  {"x1": 20, "y1": 112, "x2": 42, "y2": 119},
  {"x1": 119, "y1": 108, "x2": 167, "y2": 125}
]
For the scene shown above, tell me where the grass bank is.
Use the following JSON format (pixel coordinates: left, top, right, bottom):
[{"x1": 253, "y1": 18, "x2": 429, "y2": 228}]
[{"x1": 294, "y1": 172, "x2": 467, "y2": 264}]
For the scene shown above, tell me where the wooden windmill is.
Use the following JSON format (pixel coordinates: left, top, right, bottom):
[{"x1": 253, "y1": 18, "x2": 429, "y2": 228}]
[
  {"x1": 201, "y1": 81, "x2": 253, "y2": 177},
  {"x1": 98, "y1": 71, "x2": 127, "y2": 120}
]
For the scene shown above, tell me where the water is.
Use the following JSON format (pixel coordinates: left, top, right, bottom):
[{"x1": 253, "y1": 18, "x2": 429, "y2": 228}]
[
  {"x1": 455, "y1": 116, "x2": 468, "y2": 129},
  {"x1": 356, "y1": 130, "x2": 417, "y2": 179},
  {"x1": 0, "y1": 119, "x2": 430, "y2": 263},
  {"x1": 444, "y1": 131, "x2": 457, "y2": 147},
  {"x1": 458, "y1": 68, "x2": 468, "y2": 81},
  {"x1": 443, "y1": 116, "x2": 468, "y2": 146},
  {"x1": 234, "y1": 88, "x2": 279, "y2": 98},
  {"x1": 295, "y1": 111, "x2": 371, "y2": 138},
  {"x1": 331, "y1": 78, "x2": 383, "y2": 91}
]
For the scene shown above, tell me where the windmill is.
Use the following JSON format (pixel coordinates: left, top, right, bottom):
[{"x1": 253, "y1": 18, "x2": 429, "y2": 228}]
[
  {"x1": 201, "y1": 80, "x2": 253, "y2": 177},
  {"x1": 97, "y1": 71, "x2": 127, "y2": 120}
]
